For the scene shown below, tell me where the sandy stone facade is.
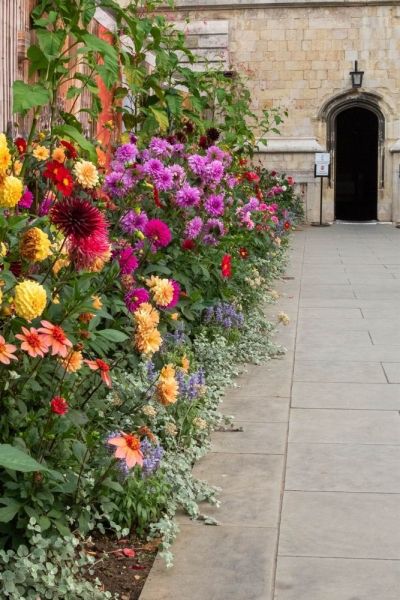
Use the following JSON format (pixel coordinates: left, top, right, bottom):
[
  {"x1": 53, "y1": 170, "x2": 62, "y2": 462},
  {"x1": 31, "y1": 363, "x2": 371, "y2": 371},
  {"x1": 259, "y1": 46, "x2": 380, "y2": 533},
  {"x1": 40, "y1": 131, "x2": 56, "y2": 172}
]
[{"x1": 173, "y1": 1, "x2": 400, "y2": 223}]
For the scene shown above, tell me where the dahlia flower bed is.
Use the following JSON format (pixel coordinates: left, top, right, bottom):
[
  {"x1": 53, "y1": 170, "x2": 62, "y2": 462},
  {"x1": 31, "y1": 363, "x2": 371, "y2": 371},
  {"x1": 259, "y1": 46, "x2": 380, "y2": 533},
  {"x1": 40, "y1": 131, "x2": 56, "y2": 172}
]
[{"x1": 0, "y1": 127, "x2": 299, "y2": 598}]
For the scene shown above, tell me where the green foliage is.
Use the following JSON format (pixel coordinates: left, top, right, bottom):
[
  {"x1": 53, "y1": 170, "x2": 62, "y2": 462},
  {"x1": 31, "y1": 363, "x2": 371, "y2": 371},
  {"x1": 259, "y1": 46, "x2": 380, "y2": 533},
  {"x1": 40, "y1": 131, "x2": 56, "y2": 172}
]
[{"x1": 0, "y1": 520, "x2": 111, "y2": 599}]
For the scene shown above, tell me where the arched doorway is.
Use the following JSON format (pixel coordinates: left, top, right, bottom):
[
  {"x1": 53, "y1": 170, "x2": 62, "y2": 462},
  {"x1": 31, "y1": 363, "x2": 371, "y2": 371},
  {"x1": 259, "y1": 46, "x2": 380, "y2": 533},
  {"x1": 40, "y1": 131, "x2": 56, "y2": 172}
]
[{"x1": 335, "y1": 107, "x2": 378, "y2": 221}]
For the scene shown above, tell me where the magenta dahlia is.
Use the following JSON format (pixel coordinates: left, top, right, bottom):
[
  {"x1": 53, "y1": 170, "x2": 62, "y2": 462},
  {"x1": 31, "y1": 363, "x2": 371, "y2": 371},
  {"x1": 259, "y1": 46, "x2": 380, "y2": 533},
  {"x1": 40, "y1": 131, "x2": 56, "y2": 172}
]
[
  {"x1": 125, "y1": 288, "x2": 150, "y2": 313},
  {"x1": 117, "y1": 247, "x2": 139, "y2": 275},
  {"x1": 50, "y1": 198, "x2": 107, "y2": 239},
  {"x1": 165, "y1": 281, "x2": 181, "y2": 309},
  {"x1": 144, "y1": 219, "x2": 172, "y2": 249}
]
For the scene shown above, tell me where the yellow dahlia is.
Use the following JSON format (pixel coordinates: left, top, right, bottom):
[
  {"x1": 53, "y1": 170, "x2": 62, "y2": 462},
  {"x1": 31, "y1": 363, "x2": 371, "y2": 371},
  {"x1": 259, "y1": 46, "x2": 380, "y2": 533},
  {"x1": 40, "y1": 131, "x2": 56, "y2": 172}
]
[
  {"x1": 73, "y1": 160, "x2": 99, "y2": 189},
  {"x1": 135, "y1": 327, "x2": 162, "y2": 355},
  {"x1": 33, "y1": 145, "x2": 50, "y2": 161},
  {"x1": 20, "y1": 228, "x2": 52, "y2": 262},
  {"x1": 147, "y1": 277, "x2": 174, "y2": 307},
  {"x1": 157, "y1": 378, "x2": 178, "y2": 406},
  {"x1": 0, "y1": 135, "x2": 11, "y2": 176},
  {"x1": 181, "y1": 355, "x2": 190, "y2": 373},
  {"x1": 52, "y1": 147, "x2": 66, "y2": 163},
  {"x1": 160, "y1": 363, "x2": 175, "y2": 380},
  {"x1": 92, "y1": 295, "x2": 103, "y2": 310},
  {"x1": 0, "y1": 176, "x2": 23, "y2": 208},
  {"x1": 14, "y1": 280, "x2": 47, "y2": 321},
  {"x1": 52, "y1": 257, "x2": 70, "y2": 275},
  {"x1": 134, "y1": 303, "x2": 160, "y2": 329},
  {"x1": 60, "y1": 350, "x2": 83, "y2": 373},
  {"x1": 0, "y1": 288, "x2": 3, "y2": 306},
  {"x1": 13, "y1": 160, "x2": 22, "y2": 176},
  {"x1": 0, "y1": 242, "x2": 7, "y2": 257}
]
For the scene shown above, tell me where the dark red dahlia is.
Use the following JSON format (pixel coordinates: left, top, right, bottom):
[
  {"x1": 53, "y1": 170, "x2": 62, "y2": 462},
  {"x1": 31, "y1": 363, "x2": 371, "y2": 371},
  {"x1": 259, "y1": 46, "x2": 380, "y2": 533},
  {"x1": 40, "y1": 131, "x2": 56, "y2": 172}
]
[
  {"x1": 199, "y1": 135, "x2": 209, "y2": 149},
  {"x1": 206, "y1": 127, "x2": 220, "y2": 142},
  {"x1": 15, "y1": 137, "x2": 27, "y2": 155},
  {"x1": 182, "y1": 239, "x2": 196, "y2": 251},
  {"x1": 61, "y1": 140, "x2": 78, "y2": 159},
  {"x1": 50, "y1": 198, "x2": 107, "y2": 239}
]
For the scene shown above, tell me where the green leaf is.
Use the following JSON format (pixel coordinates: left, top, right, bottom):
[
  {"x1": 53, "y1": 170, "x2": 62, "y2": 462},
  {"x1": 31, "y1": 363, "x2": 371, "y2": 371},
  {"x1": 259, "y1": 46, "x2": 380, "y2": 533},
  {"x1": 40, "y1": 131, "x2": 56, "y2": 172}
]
[
  {"x1": 0, "y1": 444, "x2": 48, "y2": 473},
  {"x1": 149, "y1": 107, "x2": 169, "y2": 132},
  {"x1": 97, "y1": 329, "x2": 129, "y2": 343},
  {"x1": 52, "y1": 124, "x2": 96, "y2": 162},
  {"x1": 12, "y1": 81, "x2": 49, "y2": 115},
  {"x1": 0, "y1": 499, "x2": 22, "y2": 523},
  {"x1": 36, "y1": 29, "x2": 65, "y2": 59}
]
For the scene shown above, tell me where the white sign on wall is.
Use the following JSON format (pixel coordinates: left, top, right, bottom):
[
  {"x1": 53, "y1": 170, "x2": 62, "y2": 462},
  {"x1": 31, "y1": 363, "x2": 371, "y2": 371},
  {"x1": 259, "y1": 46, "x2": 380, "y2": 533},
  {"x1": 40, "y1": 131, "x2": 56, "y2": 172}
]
[
  {"x1": 315, "y1": 152, "x2": 331, "y2": 165},
  {"x1": 315, "y1": 163, "x2": 330, "y2": 176}
]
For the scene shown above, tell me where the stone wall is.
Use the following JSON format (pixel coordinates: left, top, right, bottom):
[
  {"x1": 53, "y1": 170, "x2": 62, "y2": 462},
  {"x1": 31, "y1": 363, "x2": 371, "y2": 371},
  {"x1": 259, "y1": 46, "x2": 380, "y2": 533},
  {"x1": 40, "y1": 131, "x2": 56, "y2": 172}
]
[{"x1": 172, "y1": 2, "x2": 400, "y2": 222}]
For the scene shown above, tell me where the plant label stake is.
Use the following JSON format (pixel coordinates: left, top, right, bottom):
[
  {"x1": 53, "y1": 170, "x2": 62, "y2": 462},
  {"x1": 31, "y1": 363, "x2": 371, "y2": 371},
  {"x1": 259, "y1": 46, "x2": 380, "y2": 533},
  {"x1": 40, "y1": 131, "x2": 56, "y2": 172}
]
[{"x1": 312, "y1": 153, "x2": 331, "y2": 227}]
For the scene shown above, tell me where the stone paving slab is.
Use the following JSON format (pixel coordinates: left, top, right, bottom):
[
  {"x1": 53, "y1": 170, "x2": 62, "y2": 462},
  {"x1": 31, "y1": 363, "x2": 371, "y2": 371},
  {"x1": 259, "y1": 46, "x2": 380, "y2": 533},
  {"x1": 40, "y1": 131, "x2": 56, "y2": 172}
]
[
  {"x1": 191, "y1": 453, "x2": 283, "y2": 526},
  {"x1": 222, "y1": 395, "x2": 289, "y2": 422},
  {"x1": 279, "y1": 491, "x2": 400, "y2": 559},
  {"x1": 293, "y1": 360, "x2": 386, "y2": 383},
  {"x1": 292, "y1": 381, "x2": 400, "y2": 409},
  {"x1": 211, "y1": 421, "x2": 287, "y2": 454},
  {"x1": 141, "y1": 524, "x2": 278, "y2": 600},
  {"x1": 274, "y1": 557, "x2": 400, "y2": 600},
  {"x1": 289, "y1": 408, "x2": 400, "y2": 444},
  {"x1": 285, "y1": 443, "x2": 400, "y2": 493}
]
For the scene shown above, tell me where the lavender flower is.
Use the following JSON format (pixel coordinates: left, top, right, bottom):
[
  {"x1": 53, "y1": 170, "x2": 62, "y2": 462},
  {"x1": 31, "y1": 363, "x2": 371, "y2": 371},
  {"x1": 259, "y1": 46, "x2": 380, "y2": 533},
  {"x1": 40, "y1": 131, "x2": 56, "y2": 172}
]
[
  {"x1": 170, "y1": 164, "x2": 185, "y2": 187},
  {"x1": 204, "y1": 193, "x2": 225, "y2": 217},
  {"x1": 205, "y1": 218, "x2": 225, "y2": 237},
  {"x1": 203, "y1": 160, "x2": 224, "y2": 185},
  {"x1": 203, "y1": 302, "x2": 244, "y2": 329},
  {"x1": 185, "y1": 216, "x2": 203, "y2": 239},
  {"x1": 141, "y1": 438, "x2": 164, "y2": 477},
  {"x1": 206, "y1": 145, "x2": 225, "y2": 162}
]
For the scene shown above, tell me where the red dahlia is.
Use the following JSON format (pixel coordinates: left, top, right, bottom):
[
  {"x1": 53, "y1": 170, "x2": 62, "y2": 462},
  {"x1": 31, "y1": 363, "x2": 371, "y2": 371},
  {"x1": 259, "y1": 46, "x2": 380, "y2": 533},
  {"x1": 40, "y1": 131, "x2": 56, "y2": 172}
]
[
  {"x1": 55, "y1": 167, "x2": 74, "y2": 197},
  {"x1": 50, "y1": 396, "x2": 69, "y2": 415},
  {"x1": 50, "y1": 197, "x2": 107, "y2": 239},
  {"x1": 44, "y1": 160, "x2": 62, "y2": 181},
  {"x1": 221, "y1": 254, "x2": 232, "y2": 278}
]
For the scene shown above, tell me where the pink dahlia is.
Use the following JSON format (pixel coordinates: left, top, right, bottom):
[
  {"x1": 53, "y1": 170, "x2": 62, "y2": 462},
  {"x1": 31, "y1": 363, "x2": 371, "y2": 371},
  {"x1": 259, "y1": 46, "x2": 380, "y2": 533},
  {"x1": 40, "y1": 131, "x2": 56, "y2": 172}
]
[
  {"x1": 117, "y1": 247, "x2": 139, "y2": 275},
  {"x1": 68, "y1": 231, "x2": 110, "y2": 270},
  {"x1": 144, "y1": 219, "x2": 171, "y2": 249},
  {"x1": 125, "y1": 287, "x2": 150, "y2": 313},
  {"x1": 164, "y1": 281, "x2": 181, "y2": 309}
]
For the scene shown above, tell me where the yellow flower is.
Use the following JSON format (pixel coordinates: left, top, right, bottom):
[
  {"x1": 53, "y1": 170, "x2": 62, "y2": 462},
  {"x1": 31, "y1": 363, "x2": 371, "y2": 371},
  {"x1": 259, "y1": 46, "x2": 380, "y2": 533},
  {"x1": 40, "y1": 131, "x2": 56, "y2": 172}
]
[
  {"x1": 135, "y1": 327, "x2": 162, "y2": 355},
  {"x1": 20, "y1": 228, "x2": 52, "y2": 262},
  {"x1": 134, "y1": 303, "x2": 160, "y2": 329},
  {"x1": 160, "y1": 364, "x2": 175, "y2": 380},
  {"x1": 52, "y1": 257, "x2": 70, "y2": 275},
  {"x1": 52, "y1": 147, "x2": 66, "y2": 163},
  {"x1": 0, "y1": 176, "x2": 23, "y2": 208},
  {"x1": 13, "y1": 160, "x2": 22, "y2": 176},
  {"x1": 0, "y1": 288, "x2": 3, "y2": 306},
  {"x1": 92, "y1": 295, "x2": 103, "y2": 310},
  {"x1": 60, "y1": 350, "x2": 83, "y2": 373},
  {"x1": 0, "y1": 242, "x2": 7, "y2": 257},
  {"x1": 14, "y1": 280, "x2": 47, "y2": 321},
  {"x1": 33, "y1": 145, "x2": 50, "y2": 161},
  {"x1": 86, "y1": 247, "x2": 111, "y2": 273},
  {"x1": 73, "y1": 160, "x2": 99, "y2": 189},
  {"x1": 0, "y1": 134, "x2": 11, "y2": 176},
  {"x1": 170, "y1": 312, "x2": 179, "y2": 321},
  {"x1": 146, "y1": 276, "x2": 174, "y2": 307},
  {"x1": 181, "y1": 355, "x2": 190, "y2": 373},
  {"x1": 157, "y1": 378, "x2": 178, "y2": 406}
]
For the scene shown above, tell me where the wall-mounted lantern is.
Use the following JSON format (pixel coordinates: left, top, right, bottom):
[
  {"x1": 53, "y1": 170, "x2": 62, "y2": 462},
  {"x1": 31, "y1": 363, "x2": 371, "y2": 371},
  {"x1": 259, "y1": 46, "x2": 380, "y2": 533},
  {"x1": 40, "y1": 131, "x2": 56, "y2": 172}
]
[{"x1": 350, "y1": 60, "x2": 364, "y2": 88}]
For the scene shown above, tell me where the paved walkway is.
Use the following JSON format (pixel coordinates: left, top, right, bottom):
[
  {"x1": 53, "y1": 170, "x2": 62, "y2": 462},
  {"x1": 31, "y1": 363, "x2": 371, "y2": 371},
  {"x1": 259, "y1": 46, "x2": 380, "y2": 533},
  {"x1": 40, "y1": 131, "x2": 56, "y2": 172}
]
[{"x1": 140, "y1": 224, "x2": 400, "y2": 600}]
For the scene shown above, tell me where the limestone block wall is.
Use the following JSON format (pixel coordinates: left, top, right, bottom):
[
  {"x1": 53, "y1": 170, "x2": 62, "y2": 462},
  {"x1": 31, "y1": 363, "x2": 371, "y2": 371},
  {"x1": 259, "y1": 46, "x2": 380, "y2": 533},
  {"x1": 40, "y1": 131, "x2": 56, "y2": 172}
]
[{"x1": 172, "y1": 1, "x2": 400, "y2": 222}]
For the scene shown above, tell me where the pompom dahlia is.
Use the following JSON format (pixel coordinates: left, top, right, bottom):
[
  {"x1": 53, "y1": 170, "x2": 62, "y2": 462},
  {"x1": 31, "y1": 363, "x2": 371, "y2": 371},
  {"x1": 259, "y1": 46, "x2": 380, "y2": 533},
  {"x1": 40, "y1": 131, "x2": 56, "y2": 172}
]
[
  {"x1": 14, "y1": 280, "x2": 47, "y2": 321},
  {"x1": 204, "y1": 193, "x2": 225, "y2": 217},
  {"x1": 0, "y1": 176, "x2": 23, "y2": 208},
  {"x1": 73, "y1": 160, "x2": 99, "y2": 189},
  {"x1": 117, "y1": 247, "x2": 139, "y2": 275},
  {"x1": 125, "y1": 287, "x2": 150, "y2": 313},
  {"x1": 20, "y1": 227, "x2": 52, "y2": 262},
  {"x1": 176, "y1": 184, "x2": 201, "y2": 208},
  {"x1": 144, "y1": 219, "x2": 171, "y2": 249}
]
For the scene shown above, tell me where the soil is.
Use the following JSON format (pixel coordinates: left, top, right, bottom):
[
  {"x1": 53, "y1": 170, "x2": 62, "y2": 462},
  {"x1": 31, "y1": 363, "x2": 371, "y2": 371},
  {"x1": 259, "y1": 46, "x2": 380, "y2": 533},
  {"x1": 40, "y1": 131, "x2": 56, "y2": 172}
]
[{"x1": 83, "y1": 533, "x2": 159, "y2": 599}]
